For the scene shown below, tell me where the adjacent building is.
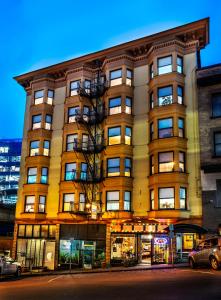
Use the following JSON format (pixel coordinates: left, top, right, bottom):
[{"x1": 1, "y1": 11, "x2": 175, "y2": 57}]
[{"x1": 13, "y1": 18, "x2": 209, "y2": 270}]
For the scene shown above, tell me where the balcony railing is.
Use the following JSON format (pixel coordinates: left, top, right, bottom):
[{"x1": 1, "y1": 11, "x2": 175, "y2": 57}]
[
  {"x1": 73, "y1": 138, "x2": 105, "y2": 153},
  {"x1": 71, "y1": 170, "x2": 104, "y2": 183},
  {"x1": 78, "y1": 80, "x2": 109, "y2": 99}
]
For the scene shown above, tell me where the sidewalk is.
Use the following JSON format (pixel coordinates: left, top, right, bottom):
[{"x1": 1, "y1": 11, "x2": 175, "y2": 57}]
[{"x1": 22, "y1": 263, "x2": 189, "y2": 277}]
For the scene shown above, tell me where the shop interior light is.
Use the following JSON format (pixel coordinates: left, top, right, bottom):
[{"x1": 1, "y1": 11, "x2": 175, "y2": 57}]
[
  {"x1": 86, "y1": 203, "x2": 91, "y2": 209},
  {"x1": 147, "y1": 234, "x2": 153, "y2": 240}
]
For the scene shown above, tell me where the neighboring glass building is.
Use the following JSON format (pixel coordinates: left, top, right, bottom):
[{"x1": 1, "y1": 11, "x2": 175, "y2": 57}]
[{"x1": 0, "y1": 139, "x2": 22, "y2": 204}]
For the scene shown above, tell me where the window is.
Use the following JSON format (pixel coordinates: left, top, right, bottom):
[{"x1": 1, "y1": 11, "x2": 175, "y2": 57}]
[
  {"x1": 124, "y1": 191, "x2": 131, "y2": 211},
  {"x1": 66, "y1": 134, "x2": 77, "y2": 151},
  {"x1": 106, "y1": 191, "x2": 119, "y2": 211},
  {"x1": 177, "y1": 86, "x2": 183, "y2": 104},
  {"x1": 178, "y1": 118, "x2": 184, "y2": 138},
  {"x1": 110, "y1": 69, "x2": 122, "y2": 86},
  {"x1": 150, "y1": 190, "x2": 154, "y2": 210},
  {"x1": 159, "y1": 188, "x2": 175, "y2": 209},
  {"x1": 65, "y1": 163, "x2": 76, "y2": 181},
  {"x1": 32, "y1": 115, "x2": 42, "y2": 129},
  {"x1": 180, "y1": 187, "x2": 186, "y2": 209},
  {"x1": 150, "y1": 155, "x2": 154, "y2": 175},
  {"x1": 150, "y1": 63, "x2": 154, "y2": 79},
  {"x1": 43, "y1": 140, "x2": 50, "y2": 156},
  {"x1": 150, "y1": 122, "x2": 154, "y2": 141},
  {"x1": 30, "y1": 141, "x2": 39, "y2": 156},
  {"x1": 82, "y1": 134, "x2": 89, "y2": 150},
  {"x1": 212, "y1": 93, "x2": 221, "y2": 118},
  {"x1": 125, "y1": 127, "x2": 132, "y2": 145},
  {"x1": 45, "y1": 114, "x2": 52, "y2": 130},
  {"x1": 63, "y1": 194, "x2": 75, "y2": 212},
  {"x1": 25, "y1": 196, "x2": 35, "y2": 212},
  {"x1": 179, "y1": 152, "x2": 185, "y2": 172},
  {"x1": 27, "y1": 167, "x2": 37, "y2": 184},
  {"x1": 158, "y1": 56, "x2": 172, "y2": 75},
  {"x1": 125, "y1": 158, "x2": 132, "y2": 177},
  {"x1": 41, "y1": 167, "x2": 48, "y2": 184},
  {"x1": 47, "y1": 90, "x2": 54, "y2": 105},
  {"x1": 109, "y1": 97, "x2": 121, "y2": 115},
  {"x1": 158, "y1": 86, "x2": 173, "y2": 106},
  {"x1": 107, "y1": 158, "x2": 120, "y2": 177},
  {"x1": 68, "y1": 106, "x2": 79, "y2": 123},
  {"x1": 214, "y1": 132, "x2": 221, "y2": 156},
  {"x1": 158, "y1": 118, "x2": 173, "y2": 138},
  {"x1": 159, "y1": 152, "x2": 174, "y2": 172},
  {"x1": 34, "y1": 90, "x2": 44, "y2": 105},
  {"x1": 81, "y1": 163, "x2": 87, "y2": 180},
  {"x1": 70, "y1": 80, "x2": 80, "y2": 96},
  {"x1": 84, "y1": 80, "x2": 91, "y2": 94},
  {"x1": 125, "y1": 97, "x2": 132, "y2": 114},
  {"x1": 108, "y1": 127, "x2": 121, "y2": 145},
  {"x1": 79, "y1": 193, "x2": 85, "y2": 211},
  {"x1": 150, "y1": 92, "x2": 154, "y2": 110},
  {"x1": 177, "y1": 56, "x2": 183, "y2": 73},
  {"x1": 126, "y1": 69, "x2": 132, "y2": 86},
  {"x1": 38, "y1": 195, "x2": 46, "y2": 213}
]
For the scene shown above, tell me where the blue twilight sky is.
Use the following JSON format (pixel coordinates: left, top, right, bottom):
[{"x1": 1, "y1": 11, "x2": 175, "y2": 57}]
[{"x1": 0, "y1": 0, "x2": 221, "y2": 139}]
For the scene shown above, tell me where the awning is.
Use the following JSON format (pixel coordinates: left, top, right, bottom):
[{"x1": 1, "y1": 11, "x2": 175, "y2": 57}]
[{"x1": 165, "y1": 223, "x2": 208, "y2": 234}]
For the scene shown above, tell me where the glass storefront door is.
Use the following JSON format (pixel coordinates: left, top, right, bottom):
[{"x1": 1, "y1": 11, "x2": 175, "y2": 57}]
[
  {"x1": 141, "y1": 235, "x2": 152, "y2": 264},
  {"x1": 152, "y1": 236, "x2": 169, "y2": 264}
]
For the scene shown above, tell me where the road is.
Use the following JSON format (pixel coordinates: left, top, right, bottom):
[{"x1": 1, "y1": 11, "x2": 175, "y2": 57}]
[{"x1": 1, "y1": 268, "x2": 221, "y2": 300}]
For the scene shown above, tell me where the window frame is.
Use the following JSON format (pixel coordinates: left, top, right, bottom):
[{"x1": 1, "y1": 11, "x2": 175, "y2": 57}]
[
  {"x1": 158, "y1": 151, "x2": 174, "y2": 173},
  {"x1": 41, "y1": 167, "x2": 48, "y2": 184},
  {"x1": 150, "y1": 189, "x2": 154, "y2": 210},
  {"x1": 108, "y1": 97, "x2": 122, "y2": 115},
  {"x1": 110, "y1": 69, "x2": 122, "y2": 86},
  {"x1": 211, "y1": 93, "x2": 221, "y2": 118},
  {"x1": 158, "y1": 187, "x2": 175, "y2": 210},
  {"x1": 66, "y1": 134, "x2": 78, "y2": 152},
  {"x1": 157, "y1": 55, "x2": 172, "y2": 75},
  {"x1": 125, "y1": 126, "x2": 132, "y2": 145},
  {"x1": 43, "y1": 140, "x2": 50, "y2": 156},
  {"x1": 47, "y1": 90, "x2": 54, "y2": 105},
  {"x1": 179, "y1": 151, "x2": 186, "y2": 172},
  {"x1": 177, "y1": 85, "x2": 184, "y2": 105},
  {"x1": 65, "y1": 162, "x2": 76, "y2": 181},
  {"x1": 178, "y1": 118, "x2": 185, "y2": 138},
  {"x1": 124, "y1": 191, "x2": 131, "y2": 211},
  {"x1": 107, "y1": 157, "x2": 120, "y2": 177},
  {"x1": 108, "y1": 126, "x2": 121, "y2": 145},
  {"x1": 126, "y1": 69, "x2": 133, "y2": 86},
  {"x1": 24, "y1": 195, "x2": 35, "y2": 213},
  {"x1": 27, "y1": 167, "x2": 37, "y2": 184},
  {"x1": 38, "y1": 195, "x2": 46, "y2": 213},
  {"x1": 106, "y1": 190, "x2": 120, "y2": 211},
  {"x1": 125, "y1": 157, "x2": 132, "y2": 177},
  {"x1": 214, "y1": 132, "x2": 221, "y2": 157},
  {"x1": 68, "y1": 106, "x2": 80, "y2": 123},
  {"x1": 158, "y1": 85, "x2": 173, "y2": 106},
  {"x1": 177, "y1": 56, "x2": 183, "y2": 74},
  {"x1": 70, "y1": 80, "x2": 81, "y2": 96},
  {"x1": 34, "y1": 90, "x2": 44, "y2": 105},
  {"x1": 30, "y1": 140, "x2": 40, "y2": 156},
  {"x1": 158, "y1": 117, "x2": 173, "y2": 139},
  {"x1": 179, "y1": 187, "x2": 186, "y2": 210},
  {"x1": 32, "y1": 114, "x2": 42, "y2": 130},
  {"x1": 45, "y1": 114, "x2": 52, "y2": 130},
  {"x1": 63, "y1": 193, "x2": 75, "y2": 212}
]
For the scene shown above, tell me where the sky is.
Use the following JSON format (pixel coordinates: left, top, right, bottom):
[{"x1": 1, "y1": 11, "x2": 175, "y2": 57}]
[{"x1": 0, "y1": 0, "x2": 221, "y2": 139}]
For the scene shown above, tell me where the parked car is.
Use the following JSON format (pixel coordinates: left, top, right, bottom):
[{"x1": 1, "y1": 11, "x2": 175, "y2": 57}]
[
  {"x1": 0, "y1": 256, "x2": 22, "y2": 277},
  {"x1": 189, "y1": 237, "x2": 221, "y2": 270}
]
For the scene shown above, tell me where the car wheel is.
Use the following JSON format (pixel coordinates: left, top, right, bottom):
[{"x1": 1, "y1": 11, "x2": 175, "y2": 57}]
[
  {"x1": 189, "y1": 258, "x2": 196, "y2": 269},
  {"x1": 15, "y1": 267, "x2": 21, "y2": 277},
  {"x1": 210, "y1": 257, "x2": 220, "y2": 270}
]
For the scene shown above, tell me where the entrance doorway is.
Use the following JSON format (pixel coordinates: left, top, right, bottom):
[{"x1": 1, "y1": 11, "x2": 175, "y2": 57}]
[
  {"x1": 141, "y1": 235, "x2": 152, "y2": 264},
  {"x1": 152, "y1": 236, "x2": 169, "y2": 264}
]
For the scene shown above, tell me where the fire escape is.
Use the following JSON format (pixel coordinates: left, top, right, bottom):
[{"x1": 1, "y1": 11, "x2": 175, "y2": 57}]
[{"x1": 73, "y1": 61, "x2": 108, "y2": 218}]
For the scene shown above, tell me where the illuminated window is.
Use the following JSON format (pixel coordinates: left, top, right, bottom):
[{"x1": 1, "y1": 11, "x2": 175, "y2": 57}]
[
  {"x1": 180, "y1": 187, "x2": 186, "y2": 209},
  {"x1": 63, "y1": 193, "x2": 75, "y2": 212},
  {"x1": 65, "y1": 163, "x2": 76, "y2": 181},
  {"x1": 106, "y1": 191, "x2": 119, "y2": 211},
  {"x1": 30, "y1": 140, "x2": 40, "y2": 156},
  {"x1": 25, "y1": 196, "x2": 35, "y2": 212},
  {"x1": 158, "y1": 118, "x2": 173, "y2": 138},
  {"x1": 150, "y1": 122, "x2": 154, "y2": 141},
  {"x1": 68, "y1": 106, "x2": 79, "y2": 123},
  {"x1": 110, "y1": 69, "x2": 122, "y2": 86},
  {"x1": 108, "y1": 127, "x2": 121, "y2": 145},
  {"x1": 41, "y1": 167, "x2": 48, "y2": 184},
  {"x1": 107, "y1": 158, "x2": 120, "y2": 177},
  {"x1": 79, "y1": 193, "x2": 85, "y2": 211},
  {"x1": 159, "y1": 152, "x2": 174, "y2": 172},
  {"x1": 178, "y1": 118, "x2": 184, "y2": 137},
  {"x1": 45, "y1": 114, "x2": 52, "y2": 130},
  {"x1": 150, "y1": 63, "x2": 154, "y2": 79},
  {"x1": 158, "y1": 86, "x2": 173, "y2": 106},
  {"x1": 150, "y1": 92, "x2": 154, "y2": 109},
  {"x1": 38, "y1": 195, "x2": 46, "y2": 213},
  {"x1": 124, "y1": 191, "x2": 131, "y2": 211},
  {"x1": 125, "y1": 97, "x2": 132, "y2": 114},
  {"x1": 212, "y1": 93, "x2": 221, "y2": 118},
  {"x1": 47, "y1": 90, "x2": 54, "y2": 105},
  {"x1": 125, "y1": 158, "x2": 132, "y2": 177},
  {"x1": 109, "y1": 97, "x2": 121, "y2": 115},
  {"x1": 177, "y1": 56, "x2": 183, "y2": 74},
  {"x1": 0, "y1": 147, "x2": 8, "y2": 153},
  {"x1": 81, "y1": 163, "x2": 87, "y2": 180},
  {"x1": 150, "y1": 190, "x2": 154, "y2": 210},
  {"x1": 27, "y1": 167, "x2": 37, "y2": 184},
  {"x1": 158, "y1": 56, "x2": 172, "y2": 75},
  {"x1": 126, "y1": 69, "x2": 133, "y2": 86},
  {"x1": 32, "y1": 114, "x2": 42, "y2": 129},
  {"x1": 70, "y1": 80, "x2": 80, "y2": 96},
  {"x1": 177, "y1": 86, "x2": 183, "y2": 104},
  {"x1": 66, "y1": 134, "x2": 77, "y2": 151},
  {"x1": 125, "y1": 127, "x2": 132, "y2": 145},
  {"x1": 150, "y1": 155, "x2": 154, "y2": 175},
  {"x1": 179, "y1": 152, "x2": 185, "y2": 172},
  {"x1": 214, "y1": 132, "x2": 221, "y2": 156},
  {"x1": 43, "y1": 140, "x2": 50, "y2": 156},
  {"x1": 159, "y1": 188, "x2": 175, "y2": 209},
  {"x1": 34, "y1": 90, "x2": 44, "y2": 105}
]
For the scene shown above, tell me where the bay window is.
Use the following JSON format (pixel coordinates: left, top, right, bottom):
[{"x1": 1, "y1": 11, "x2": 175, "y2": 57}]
[
  {"x1": 38, "y1": 196, "x2": 46, "y2": 213},
  {"x1": 158, "y1": 56, "x2": 172, "y2": 75},
  {"x1": 70, "y1": 80, "x2": 80, "y2": 96},
  {"x1": 179, "y1": 152, "x2": 185, "y2": 172},
  {"x1": 41, "y1": 167, "x2": 48, "y2": 184},
  {"x1": 180, "y1": 187, "x2": 186, "y2": 209},
  {"x1": 43, "y1": 140, "x2": 50, "y2": 156},
  {"x1": 125, "y1": 97, "x2": 132, "y2": 114},
  {"x1": 27, "y1": 167, "x2": 37, "y2": 184},
  {"x1": 150, "y1": 122, "x2": 154, "y2": 141},
  {"x1": 150, "y1": 155, "x2": 154, "y2": 175},
  {"x1": 124, "y1": 191, "x2": 131, "y2": 211},
  {"x1": 125, "y1": 158, "x2": 132, "y2": 177},
  {"x1": 158, "y1": 118, "x2": 173, "y2": 138},
  {"x1": 34, "y1": 90, "x2": 44, "y2": 105},
  {"x1": 65, "y1": 163, "x2": 76, "y2": 181},
  {"x1": 159, "y1": 187, "x2": 175, "y2": 209},
  {"x1": 68, "y1": 106, "x2": 79, "y2": 123},
  {"x1": 107, "y1": 158, "x2": 120, "y2": 177},
  {"x1": 63, "y1": 193, "x2": 75, "y2": 212},
  {"x1": 126, "y1": 69, "x2": 132, "y2": 86},
  {"x1": 109, "y1": 97, "x2": 121, "y2": 115},
  {"x1": 108, "y1": 127, "x2": 121, "y2": 145},
  {"x1": 32, "y1": 114, "x2": 42, "y2": 129},
  {"x1": 25, "y1": 196, "x2": 35, "y2": 213},
  {"x1": 158, "y1": 86, "x2": 173, "y2": 106},
  {"x1": 177, "y1": 56, "x2": 183, "y2": 73},
  {"x1": 110, "y1": 69, "x2": 122, "y2": 86},
  {"x1": 30, "y1": 140, "x2": 40, "y2": 156},
  {"x1": 45, "y1": 114, "x2": 52, "y2": 130},
  {"x1": 47, "y1": 90, "x2": 54, "y2": 105},
  {"x1": 150, "y1": 190, "x2": 154, "y2": 210},
  {"x1": 177, "y1": 86, "x2": 183, "y2": 104},
  {"x1": 178, "y1": 118, "x2": 184, "y2": 137},
  {"x1": 125, "y1": 127, "x2": 132, "y2": 145},
  {"x1": 158, "y1": 152, "x2": 174, "y2": 172},
  {"x1": 150, "y1": 92, "x2": 154, "y2": 109},
  {"x1": 106, "y1": 191, "x2": 119, "y2": 211}
]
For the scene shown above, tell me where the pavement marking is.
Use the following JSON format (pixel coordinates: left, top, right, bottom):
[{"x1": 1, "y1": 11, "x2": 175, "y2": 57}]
[
  {"x1": 178, "y1": 269, "x2": 215, "y2": 275},
  {"x1": 47, "y1": 275, "x2": 64, "y2": 283}
]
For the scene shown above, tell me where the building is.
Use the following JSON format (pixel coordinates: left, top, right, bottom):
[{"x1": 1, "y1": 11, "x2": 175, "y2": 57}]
[
  {"x1": 197, "y1": 64, "x2": 221, "y2": 235},
  {"x1": 13, "y1": 18, "x2": 209, "y2": 270},
  {"x1": 0, "y1": 202, "x2": 15, "y2": 256},
  {"x1": 0, "y1": 139, "x2": 22, "y2": 204}
]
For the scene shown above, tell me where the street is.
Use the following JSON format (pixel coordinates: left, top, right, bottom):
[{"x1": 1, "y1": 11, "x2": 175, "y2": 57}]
[{"x1": 1, "y1": 268, "x2": 221, "y2": 300}]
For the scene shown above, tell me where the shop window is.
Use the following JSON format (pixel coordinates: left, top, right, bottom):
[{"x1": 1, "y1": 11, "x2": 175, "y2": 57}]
[
  {"x1": 81, "y1": 163, "x2": 87, "y2": 180},
  {"x1": 68, "y1": 106, "x2": 79, "y2": 123},
  {"x1": 49, "y1": 225, "x2": 56, "y2": 238},
  {"x1": 125, "y1": 97, "x2": 132, "y2": 114},
  {"x1": 214, "y1": 132, "x2": 221, "y2": 156},
  {"x1": 150, "y1": 63, "x2": 154, "y2": 79},
  {"x1": 106, "y1": 191, "x2": 120, "y2": 211},
  {"x1": 34, "y1": 90, "x2": 44, "y2": 105},
  {"x1": 63, "y1": 193, "x2": 75, "y2": 212},
  {"x1": 47, "y1": 90, "x2": 54, "y2": 105},
  {"x1": 158, "y1": 86, "x2": 173, "y2": 106},
  {"x1": 158, "y1": 118, "x2": 173, "y2": 138},
  {"x1": 66, "y1": 134, "x2": 78, "y2": 151},
  {"x1": 178, "y1": 118, "x2": 185, "y2": 138},
  {"x1": 158, "y1": 152, "x2": 174, "y2": 173},
  {"x1": 18, "y1": 225, "x2": 25, "y2": 237},
  {"x1": 27, "y1": 167, "x2": 37, "y2": 184},
  {"x1": 26, "y1": 225, "x2": 33, "y2": 237},
  {"x1": 107, "y1": 158, "x2": 120, "y2": 177},
  {"x1": 180, "y1": 187, "x2": 186, "y2": 209},
  {"x1": 150, "y1": 155, "x2": 154, "y2": 175},
  {"x1": 41, "y1": 225, "x2": 49, "y2": 238},
  {"x1": 177, "y1": 56, "x2": 183, "y2": 74},
  {"x1": 150, "y1": 122, "x2": 154, "y2": 141},
  {"x1": 38, "y1": 195, "x2": 46, "y2": 213},
  {"x1": 150, "y1": 189, "x2": 154, "y2": 210},
  {"x1": 125, "y1": 127, "x2": 132, "y2": 145},
  {"x1": 212, "y1": 93, "x2": 221, "y2": 118},
  {"x1": 111, "y1": 235, "x2": 135, "y2": 260},
  {"x1": 41, "y1": 167, "x2": 48, "y2": 184},
  {"x1": 124, "y1": 191, "x2": 131, "y2": 211},
  {"x1": 32, "y1": 114, "x2": 42, "y2": 129},
  {"x1": 65, "y1": 163, "x2": 76, "y2": 181},
  {"x1": 179, "y1": 152, "x2": 185, "y2": 172},
  {"x1": 43, "y1": 140, "x2": 50, "y2": 156},
  {"x1": 110, "y1": 69, "x2": 122, "y2": 87},
  {"x1": 158, "y1": 56, "x2": 172, "y2": 75},
  {"x1": 30, "y1": 140, "x2": 40, "y2": 156},
  {"x1": 150, "y1": 92, "x2": 154, "y2": 110},
  {"x1": 126, "y1": 69, "x2": 133, "y2": 86},
  {"x1": 109, "y1": 97, "x2": 121, "y2": 115},
  {"x1": 108, "y1": 127, "x2": 121, "y2": 145},
  {"x1": 125, "y1": 158, "x2": 132, "y2": 177},
  {"x1": 45, "y1": 114, "x2": 52, "y2": 130},
  {"x1": 25, "y1": 196, "x2": 35, "y2": 212},
  {"x1": 70, "y1": 80, "x2": 81, "y2": 96},
  {"x1": 79, "y1": 193, "x2": 85, "y2": 211},
  {"x1": 177, "y1": 86, "x2": 183, "y2": 104},
  {"x1": 159, "y1": 188, "x2": 175, "y2": 209}
]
